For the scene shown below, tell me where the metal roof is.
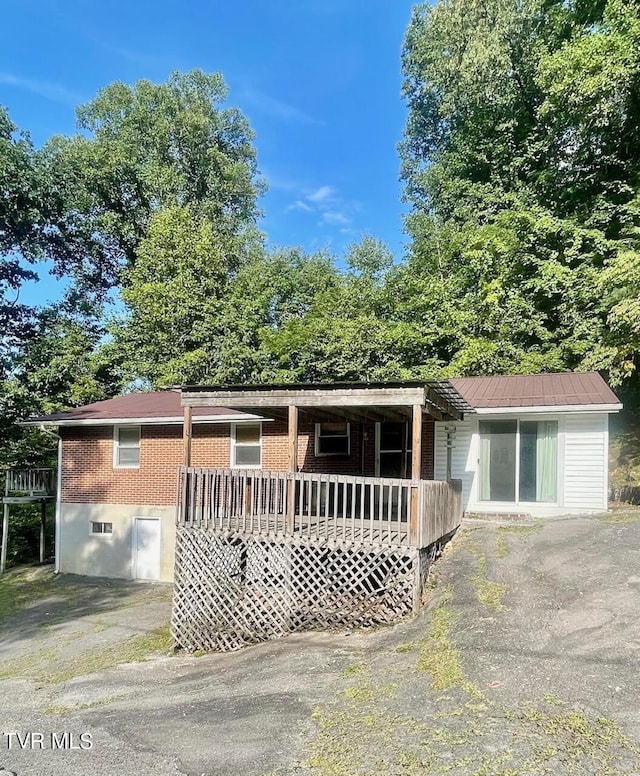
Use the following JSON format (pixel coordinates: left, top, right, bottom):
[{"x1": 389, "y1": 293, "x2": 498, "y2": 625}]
[
  {"x1": 450, "y1": 372, "x2": 621, "y2": 409},
  {"x1": 26, "y1": 373, "x2": 619, "y2": 426},
  {"x1": 27, "y1": 391, "x2": 251, "y2": 424}
]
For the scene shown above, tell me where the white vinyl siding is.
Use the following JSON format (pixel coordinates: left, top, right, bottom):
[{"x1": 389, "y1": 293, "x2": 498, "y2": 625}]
[
  {"x1": 563, "y1": 413, "x2": 608, "y2": 510},
  {"x1": 434, "y1": 421, "x2": 473, "y2": 509}
]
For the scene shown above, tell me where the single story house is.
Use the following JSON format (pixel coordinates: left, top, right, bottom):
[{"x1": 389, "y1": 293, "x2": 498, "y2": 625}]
[{"x1": 27, "y1": 371, "x2": 621, "y2": 583}]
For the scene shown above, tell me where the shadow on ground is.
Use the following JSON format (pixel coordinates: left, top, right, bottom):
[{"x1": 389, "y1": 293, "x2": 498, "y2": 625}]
[{"x1": 2, "y1": 510, "x2": 640, "y2": 775}]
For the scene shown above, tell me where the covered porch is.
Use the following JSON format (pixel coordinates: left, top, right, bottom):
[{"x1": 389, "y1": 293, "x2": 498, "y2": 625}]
[
  {"x1": 172, "y1": 382, "x2": 472, "y2": 652},
  {"x1": 178, "y1": 381, "x2": 472, "y2": 551}
]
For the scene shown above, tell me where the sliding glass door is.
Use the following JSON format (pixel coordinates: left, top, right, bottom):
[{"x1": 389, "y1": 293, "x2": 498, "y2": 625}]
[{"x1": 479, "y1": 419, "x2": 558, "y2": 503}]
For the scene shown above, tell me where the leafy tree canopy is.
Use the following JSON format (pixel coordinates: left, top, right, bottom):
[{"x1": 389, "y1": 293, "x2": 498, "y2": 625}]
[
  {"x1": 41, "y1": 69, "x2": 264, "y2": 297},
  {"x1": 400, "y1": 0, "x2": 640, "y2": 387}
]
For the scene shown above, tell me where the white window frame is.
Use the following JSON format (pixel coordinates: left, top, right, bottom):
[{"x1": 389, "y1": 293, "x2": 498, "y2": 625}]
[
  {"x1": 90, "y1": 521, "x2": 113, "y2": 536},
  {"x1": 231, "y1": 422, "x2": 262, "y2": 468},
  {"x1": 477, "y1": 417, "x2": 559, "y2": 506},
  {"x1": 113, "y1": 425, "x2": 141, "y2": 469},
  {"x1": 315, "y1": 422, "x2": 351, "y2": 457}
]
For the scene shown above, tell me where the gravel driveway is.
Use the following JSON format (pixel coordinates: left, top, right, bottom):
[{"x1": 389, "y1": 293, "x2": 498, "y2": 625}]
[{"x1": 1, "y1": 509, "x2": 640, "y2": 775}]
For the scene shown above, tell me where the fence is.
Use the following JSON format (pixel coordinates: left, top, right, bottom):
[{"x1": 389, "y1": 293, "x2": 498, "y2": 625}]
[
  {"x1": 4, "y1": 468, "x2": 57, "y2": 497},
  {"x1": 176, "y1": 467, "x2": 462, "y2": 549}
]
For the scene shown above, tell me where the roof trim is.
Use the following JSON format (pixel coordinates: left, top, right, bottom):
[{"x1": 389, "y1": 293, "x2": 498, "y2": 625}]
[
  {"x1": 23, "y1": 413, "x2": 266, "y2": 427},
  {"x1": 473, "y1": 403, "x2": 623, "y2": 415},
  {"x1": 180, "y1": 381, "x2": 473, "y2": 421}
]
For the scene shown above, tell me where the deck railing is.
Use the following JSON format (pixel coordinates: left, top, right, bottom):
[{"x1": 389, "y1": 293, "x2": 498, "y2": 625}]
[
  {"x1": 4, "y1": 468, "x2": 57, "y2": 498},
  {"x1": 176, "y1": 467, "x2": 462, "y2": 549}
]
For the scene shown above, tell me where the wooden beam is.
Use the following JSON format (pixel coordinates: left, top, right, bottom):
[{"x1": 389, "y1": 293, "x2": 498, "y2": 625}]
[
  {"x1": 183, "y1": 405, "x2": 192, "y2": 467},
  {"x1": 183, "y1": 386, "x2": 426, "y2": 409},
  {"x1": 287, "y1": 405, "x2": 298, "y2": 532},
  {"x1": 288, "y1": 405, "x2": 299, "y2": 472},
  {"x1": 411, "y1": 405, "x2": 422, "y2": 481},
  {"x1": 410, "y1": 405, "x2": 423, "y2": 546}
]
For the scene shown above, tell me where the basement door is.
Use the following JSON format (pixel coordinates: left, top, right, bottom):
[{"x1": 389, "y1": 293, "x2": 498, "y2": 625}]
[{"x1": 132, "y1": 517, "x2": 161, "y2": 580}]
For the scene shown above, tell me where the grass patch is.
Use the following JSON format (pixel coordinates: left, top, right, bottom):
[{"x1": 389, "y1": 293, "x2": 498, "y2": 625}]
[
  {"x1": 343, "y1": 663, "x2": 368, "y2": 677},
  {"x1": 471, "y1": 576, "x2": 507, "y2": 611},
  {"x1": 416, "y1": 586, "x2": 472, "y2": 693},
  {"x1": 466, "y1": 542, "x2": 507, "y2": 612},
  {"x1": 496, "y1": 533, "x2": 510, "y2": 558},
  {"x1": 49, "y1": 625, "x2": 173, "y2": 683},
  {"x1": 517, "y1": 703, "x2": 640, "y2": 770},
  {"x1": 0, "y1": 624, "x2": 173, "y2": 684},
  {"x1": 599, "y1": 511, "x2": 640, "y2": 524},
  {"x1": 0, "y1": 566, "x2": 76, "y2": 623}
]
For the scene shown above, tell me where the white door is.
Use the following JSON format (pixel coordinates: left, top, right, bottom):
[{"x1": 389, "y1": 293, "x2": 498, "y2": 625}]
[{"x1": 132, "y1": 518, "x2": 161, "y2": 580}]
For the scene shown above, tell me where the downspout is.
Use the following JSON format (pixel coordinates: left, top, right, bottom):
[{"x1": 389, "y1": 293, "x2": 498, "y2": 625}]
[{"x1": 55, "y1": 436, "x2": 62, "y2": 573}]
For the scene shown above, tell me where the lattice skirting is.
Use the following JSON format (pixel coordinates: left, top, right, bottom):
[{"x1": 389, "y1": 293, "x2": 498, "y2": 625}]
[{"x1": 171, "y1": 528, "x2": 437, "y2": 652}]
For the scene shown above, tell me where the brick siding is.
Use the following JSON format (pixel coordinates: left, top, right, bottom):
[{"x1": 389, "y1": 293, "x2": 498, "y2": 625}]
[{"x1": 60, "y1": 418, "x2": 436, "y2": 505}]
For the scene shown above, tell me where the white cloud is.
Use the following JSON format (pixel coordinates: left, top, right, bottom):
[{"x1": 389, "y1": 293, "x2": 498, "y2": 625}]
[
  {"x1": 287, "y1": 200, "x2": 314, "y2": 213},
  {"x1": 0, "y1": 72, "x2": 82, "y2": 105},
  {"x1": 284, "y1": 184, "x2": 356, "y2": 231},
  {"x1": 321, "y1": 210, "x2": 350, "y2": 226},
  {"x1": 307, "y1": 185, "x2": 336, "y2": 204},
  {"x1": 241, "y1": 88, "x2": 321, "y2": 126}
]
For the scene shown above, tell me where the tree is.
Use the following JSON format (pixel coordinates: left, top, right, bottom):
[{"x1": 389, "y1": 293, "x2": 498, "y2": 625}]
[
  {"x1": 41, "y1": 70, "x2": 264, "y2": 298},
  {"x1": 0, "y1": 106, "x2": 41, "y2": 369},
  {"x1": 400, "y1": 0, "x2": 640, "y2": 389}
]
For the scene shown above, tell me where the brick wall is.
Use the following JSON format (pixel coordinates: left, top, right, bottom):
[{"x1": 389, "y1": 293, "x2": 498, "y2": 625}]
[{"x1": 60, "y1": 418, "x2": 436, "y2": 505}]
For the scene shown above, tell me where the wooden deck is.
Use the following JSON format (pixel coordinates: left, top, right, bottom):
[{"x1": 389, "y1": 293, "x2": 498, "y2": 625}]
[
  {"x1": 176, "y1": 468, "x2": 462, "y2": 549},
  {"x1": 2, "y1": 468, "x2": 57, "y2": 573},
  {"x1": 2, "y1": 468, "x2": 57, "y2": 504}
]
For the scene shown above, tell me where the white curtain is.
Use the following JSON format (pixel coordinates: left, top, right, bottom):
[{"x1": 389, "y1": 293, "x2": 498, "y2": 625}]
[
  {"x1": 479, "y1": 428, "x2": 491, "y2": 501},
  {"x1": 536, "y1": 421, "x2": 557, "y2": 502}
]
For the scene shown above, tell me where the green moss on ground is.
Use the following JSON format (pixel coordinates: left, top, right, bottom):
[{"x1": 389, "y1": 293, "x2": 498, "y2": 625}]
[
  {"x1": 0, "y1": 624, "x2": 173, "y2": 684},
  {"x1": 0, "y1": 566, "x2": 77, "y2": 623}
]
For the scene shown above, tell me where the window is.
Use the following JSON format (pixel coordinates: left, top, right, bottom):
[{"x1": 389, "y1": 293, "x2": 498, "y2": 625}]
[
  {"x1": 232, "y1": 423, "x2": 262, "y2": 467},
  {"x1": 315, "y1": 422, "x2": 350, "y2": 456},
  {"x1": 91, "y1": 521, "x2": 113, "y2": 535},
  {"x1": 479, "y1": 419, "x2": 558, "y2": 503},
  {"x1": 114, "y1": 425, "x2": 140, "y2": 468}
]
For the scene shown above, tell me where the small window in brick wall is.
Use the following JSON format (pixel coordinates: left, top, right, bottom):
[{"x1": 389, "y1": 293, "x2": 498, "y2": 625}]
[
  {"x1": 91, "y1": 521, "x2": 113, "y2": 535},
  {"x1": 232, "y1": 423, "x2": 262, "y2": 467},
  {"x1": 315, "y1": 422, "x2": 350, "y2": 456},
  {"x1": 114, "y1": 425, "x2": 140, "y2": 468}
]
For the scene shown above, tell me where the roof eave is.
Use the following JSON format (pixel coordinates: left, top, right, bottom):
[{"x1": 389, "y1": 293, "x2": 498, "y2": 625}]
[
  {"x1": 21, "y1": 413, "x2": 267, "y2": 427},
  {"x1": 472, "y1": 403, "x2": 623, "y2": 415}
]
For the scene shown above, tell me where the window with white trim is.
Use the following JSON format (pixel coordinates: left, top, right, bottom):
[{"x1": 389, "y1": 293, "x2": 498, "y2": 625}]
[
  {"x1": 315, "y1": 422, "x2": 350, "y2": 456},
  {"x1": 91, "y1": 521, "x2": 113, "y2": 535},
  {"x1": 114, "y1": 425, "x2": 140, "y2": 468},
  {"x1": 232, "y1": 423, "x2": 262, "y2": 467},
  {"x1": 478, "y1": 419, "x2": 558, "y2": 503}
]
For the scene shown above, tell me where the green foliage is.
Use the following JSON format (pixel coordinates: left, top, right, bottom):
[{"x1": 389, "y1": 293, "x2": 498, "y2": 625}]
[
  {"x1": 41, "y1": 69, "x2": 264, "y2": 297},
  {"x1": 0, "y1": 106, "x2": 40, "y2": 369},
  {"x1": 401, "y1": 0, "x2": 640, "y2": 391}
]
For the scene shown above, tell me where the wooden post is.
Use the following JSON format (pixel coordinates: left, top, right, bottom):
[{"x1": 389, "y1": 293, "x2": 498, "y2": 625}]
[
  {"x1": 40, "y1": 501, "x2": 46, "y2": 563},
  {"x1": 410, "y1": 405, "x2": 423, "y2": 546},
  {"x1": 287, "y1": 405, "x2": 298, "y2": 532},
  {"x1": 183, "y1": 405, "x2": 192, "y2": 467},
  {"x1": 1, "y1": 503, "x2": 8, "y2": 574}
]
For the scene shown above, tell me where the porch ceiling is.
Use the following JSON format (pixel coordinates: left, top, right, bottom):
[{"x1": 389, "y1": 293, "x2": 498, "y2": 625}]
[{"x1": 180, "y1": 381, "x2": 472, "y2": 422}]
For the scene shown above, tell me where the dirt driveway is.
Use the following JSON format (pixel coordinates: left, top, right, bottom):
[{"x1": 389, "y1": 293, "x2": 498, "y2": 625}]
[{"x1": 1, "y1": 509, "x2": 640, "y2": 775}]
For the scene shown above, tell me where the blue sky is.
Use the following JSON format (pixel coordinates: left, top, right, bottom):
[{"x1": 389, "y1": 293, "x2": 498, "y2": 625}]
[{"x1": 1, "y1": 0, "x2": 417, "y2": 306}]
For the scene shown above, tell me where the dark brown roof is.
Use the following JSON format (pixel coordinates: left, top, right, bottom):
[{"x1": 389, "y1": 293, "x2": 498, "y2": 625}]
[
  {"x1": 450, "y1": 372, "x2": 621, "y2": 409},
  {"x1": 28, "y1": 390, "x2": 246, "y2": 424}
]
